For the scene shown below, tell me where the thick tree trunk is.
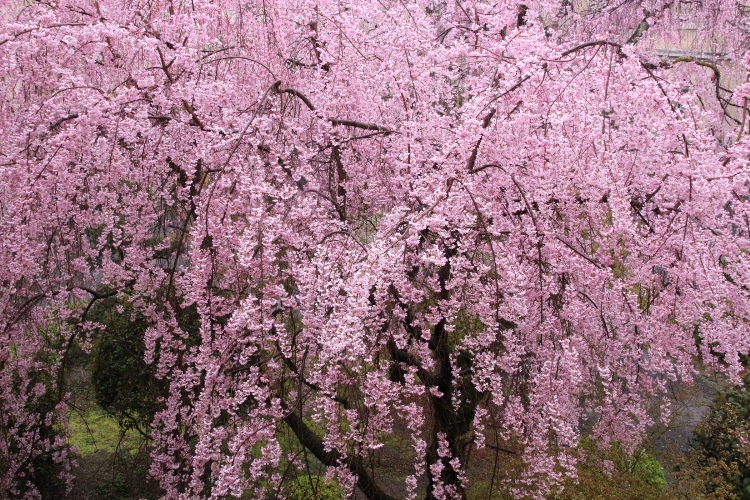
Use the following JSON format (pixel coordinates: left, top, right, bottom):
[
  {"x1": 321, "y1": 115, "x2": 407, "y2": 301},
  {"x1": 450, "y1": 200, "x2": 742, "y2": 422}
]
[{"x1": 424, "y1": 245, "x2": 476, "y2": 500}]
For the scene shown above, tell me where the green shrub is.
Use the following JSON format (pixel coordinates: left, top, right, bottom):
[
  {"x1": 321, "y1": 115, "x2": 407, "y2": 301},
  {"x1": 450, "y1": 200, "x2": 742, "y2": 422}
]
[
  {"x1": 88, "y1": 298, "x2": 161, "y2": 432},
  {"x1": 692, "y1": 374, "x2": 750, "y2": 499},
  {"x1": 285, "y1": 474, "x2": 345, "y2": 500},
  {"x1": 555, "y1": 440, "x2": 668, "y2": 500}
]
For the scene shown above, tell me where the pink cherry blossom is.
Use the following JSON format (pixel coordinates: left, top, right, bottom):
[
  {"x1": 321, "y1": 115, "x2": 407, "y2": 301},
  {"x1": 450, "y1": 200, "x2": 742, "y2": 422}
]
[{"x1": 1, "y1": 0, "x2": 750, "y2": 497}]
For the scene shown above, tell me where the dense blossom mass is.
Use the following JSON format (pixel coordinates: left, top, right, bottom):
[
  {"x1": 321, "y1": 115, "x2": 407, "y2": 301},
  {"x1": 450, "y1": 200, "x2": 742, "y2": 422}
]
[{"x1": 1, "y1": 0, "x2": 750, "y2": 497}]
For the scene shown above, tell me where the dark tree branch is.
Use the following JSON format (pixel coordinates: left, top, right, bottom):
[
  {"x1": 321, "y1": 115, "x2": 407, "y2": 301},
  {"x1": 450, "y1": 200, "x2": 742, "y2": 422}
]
[
  {"x1": 554, "y1": 236, "x2": 603, "y2": 268},
  {"x1": 182, "y1": 99, "x2": 206, "y2": 130},
  {"x1": 283, "y1": 407, "x2": 398, "y2": 500},
  {"x1": 273, "y1": 81, "x2": 395, "y2": 134},
  {"x1": 328, "y1": 118, "x2": 393, "y2": 133},
  {"x1": 386, "y1": 337, "x2": 435, "y2": 387},
  {"x1": 672, "y1": 57, "x2": 742, "y2": 125},
  {"x1": 275, "y1": 339, "x2": 351, "y2": 409},
  {"x1": 561, "y1": 40, "x2": 623, "y2": 57},
  {"x1": 49, "y1": 113, "x2": 79, "y2": 130},
  {"x1": 3, "y1": 293, "x2": 46, "y2": 334},
  {"x1": 76, "y1": 286, "x2": 119, "y2": 300}
]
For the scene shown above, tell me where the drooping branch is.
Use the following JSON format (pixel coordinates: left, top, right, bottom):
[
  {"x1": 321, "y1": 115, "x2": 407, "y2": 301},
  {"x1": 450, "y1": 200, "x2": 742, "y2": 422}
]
[
  {"x1": 567, "y1": 39, "x2": 743, "y2": 129},
  {"x1": 272, "y1": 81, "x2": 317, "y2": 111},
  {"x1": 275, "y1": 338, "x2": 351, "y2": 409},
  {"x1": 672, "y1": 57, "x2": 743, "y2": 125},
  {"x1": 282, "y1": 407, "x2": 399, "y2": 500},
  {"x1": 0, "y1": 22, "x2": 87, "y2": 47},
  {"x1": 57, "y1": 283, "x2": 135, "y2": 401},
  {"x1": 75, "y1": 286, "x2": 120, "y2": 301},
  {"x1": 2, "y1": 293, "x2": 46, "y2": 334},
  {"x1": 561, "y1": 40, "x2": 624, "y2": 58}
]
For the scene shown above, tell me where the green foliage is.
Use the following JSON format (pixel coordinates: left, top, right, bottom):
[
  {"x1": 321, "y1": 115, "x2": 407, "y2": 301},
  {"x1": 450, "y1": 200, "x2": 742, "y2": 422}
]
[
  {"x1": 85, "y1": 293, "x2": 201, "y2": 431},
  {"x1": 635, "y1": 453, "x2": 669, "y2": 490},
  {"x1": 285, "y1": 475, "x2": 344, "y2": 500},
  {"x1": 692, "y1": 373, "x2": 750, "y2": 499},
  {"x1": 555, "y1": 440, "x2": 668, "y2": 500},
  {"x1": 88, "y1": 298, "x2": 165, "y2": 433},
  {"x1": 61, "y1": 292, "x2": 200, "y2": 497},
  {"x1": 93, "y1": 475, "x2": 129, "y2": 500},
  {"x1": 67, "y1": 408, "x2": 143, "y2": 456},
  {"x1": 63, "y1": 322, "x2": 160, "y2": 500}
]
